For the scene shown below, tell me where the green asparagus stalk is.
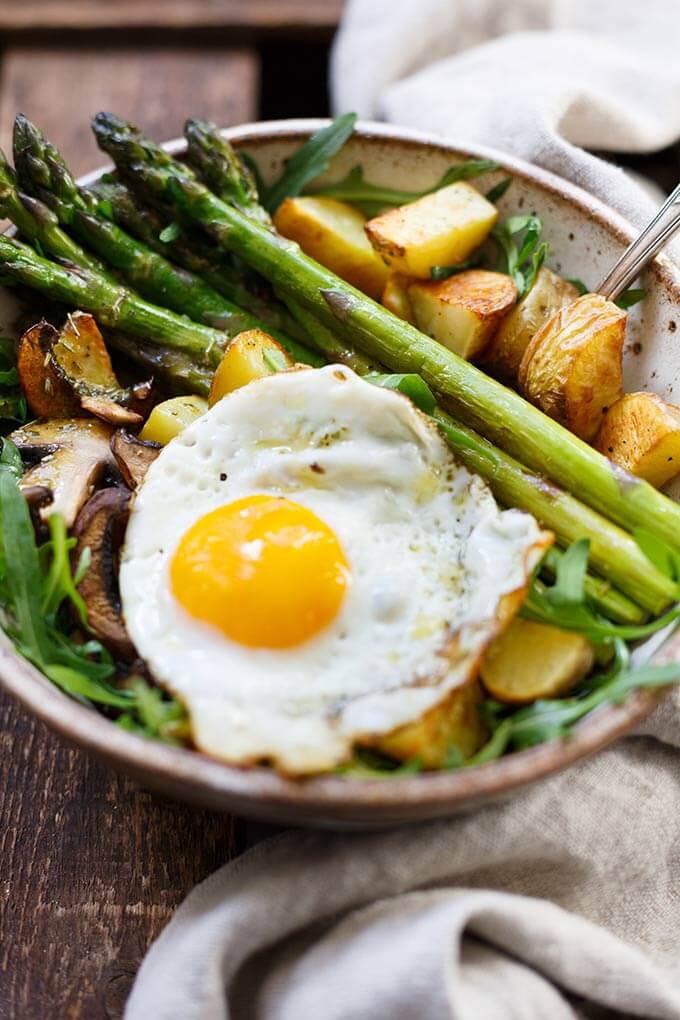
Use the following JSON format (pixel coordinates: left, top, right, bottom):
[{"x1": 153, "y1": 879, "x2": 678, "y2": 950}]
[
  {"x1": 0, "y1": 233, "x2": 222, "y2": 363},
  {"x1": 90, "y1": 180, "x2": 309, "y2": 343},
  {"x1": 0, "y1": 151, "x2": 110, "y2": 277},
  {"x1": 12, "y1": 115, "x2": 315, "y2": 358},
  {"x1": 91, "y1": 112, "x2": 680, "y2": 554},
  {"x1": 106, "y1": 331, "x2": 212, "y2": 396},
  {"x1": 184, "y1": 118, "x2": 271, "y2": 227}
]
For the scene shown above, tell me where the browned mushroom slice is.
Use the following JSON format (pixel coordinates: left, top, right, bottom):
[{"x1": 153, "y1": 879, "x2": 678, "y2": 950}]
[
  {"x1": 73, "y1": 486, "x2": 136, "y2": 659},
  {"x1": 9, "y1": 418, "x2": 118, "y2": 527},
  {"x1": 16, "y1": 320, "x2": 81, "y2": 418},
  {"x1": 53, "y1": 312, "x2": 147, "y2": 427},
  {"x1": 110, "y1": 429, "x2": 161, "y2": 490}
]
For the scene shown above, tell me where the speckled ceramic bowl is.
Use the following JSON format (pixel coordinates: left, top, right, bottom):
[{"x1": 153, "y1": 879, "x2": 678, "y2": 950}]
[{"x1": 1, "y1": 119, "x2": 678, "y2": 829}]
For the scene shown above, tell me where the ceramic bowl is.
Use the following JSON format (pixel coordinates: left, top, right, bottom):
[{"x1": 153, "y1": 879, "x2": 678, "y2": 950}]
[{"x1": 1, "y1": 119, "x2": 678, "y2": 829}]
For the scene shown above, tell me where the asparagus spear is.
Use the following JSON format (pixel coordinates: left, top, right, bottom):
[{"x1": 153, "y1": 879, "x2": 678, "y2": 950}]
[
  {"x1": 92, "y1": 112, "x2": 680, "y2": 554},
  {"x1": 90, "y1": 179, "x2": 308, "y2": 342},
  {"x1": 12, "y1": 116, "x2": 314, "y2": 356},
  {"x1": 106, "y1": 331, "x2": 212, "y2": 396},
  {"x1": 184, "y1": 118, "x2": 271, "y2": 226},
  {"x1": 0, "y1": 151, "x2": 110, "y2": 278}
]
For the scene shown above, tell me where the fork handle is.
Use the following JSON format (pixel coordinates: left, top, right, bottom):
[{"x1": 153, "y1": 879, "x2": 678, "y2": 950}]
[{"x1": 597, "y1": 182, "x2": 680, "y2": 300}]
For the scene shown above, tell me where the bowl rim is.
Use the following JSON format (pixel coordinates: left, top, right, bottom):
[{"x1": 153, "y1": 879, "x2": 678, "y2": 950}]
[{"x1": 2, "y1": 117, "x2": 678, "y2": 820}]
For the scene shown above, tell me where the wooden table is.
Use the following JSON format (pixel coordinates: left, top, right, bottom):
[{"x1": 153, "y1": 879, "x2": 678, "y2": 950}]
[{"x1": 0, "y1": 4, "x2": 340, "y2": 1016}]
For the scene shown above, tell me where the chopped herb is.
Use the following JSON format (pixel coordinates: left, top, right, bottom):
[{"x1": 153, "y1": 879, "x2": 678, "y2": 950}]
[
  {"x1": 567, "y1": 278, "x2": 646, "y2": 310},
  {"x1": 616, "y1": 288, "x2": 646, "y2": 310},
  {"x1": 307, "y1": 158, "x2": 500, "y2": 218},
  {"x1": 486, "y1": 177, "x2": 513, "y2": 204},
  {"x1": 159, "y1": 221, "x2": 182, "y2": 244},
  {"x1": 262, "y1": 113, "x2": 358, "y2": 214},
  {"x1": 492, "y1": 214, "x2": 548, "y2": 299}
]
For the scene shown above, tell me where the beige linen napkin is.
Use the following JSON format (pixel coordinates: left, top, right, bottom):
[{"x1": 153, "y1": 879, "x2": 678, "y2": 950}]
[{"x1": 126, "y1": 3, "x2": 680, "y2": 1017}]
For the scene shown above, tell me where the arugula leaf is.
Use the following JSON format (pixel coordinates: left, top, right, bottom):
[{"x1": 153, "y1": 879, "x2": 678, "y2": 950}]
[
  {"x1": 485, "y1": 177, "x2": 512, "y2": 204},
  {"x1": 366, "y1": 373, "x2": 436, "y2": 415},
  {"x1": 633, "y1": 528, "x2": 680, "y2": 581},
  {"x1": 0, "y1": 451, "x2": 187, "y2": 737},
  {"x1": 466, "y1": 660, "x2": 680, "y2": 763},
  {"x1": 491, "y1": 214, "x2": 548, "y2": 299},
  {"x1": 262, "y1": 113, "x2": 358, "y2": 214},
  {"x1": 615, "y1": 288, "x2": 646, "y2": 310},
  {"x1": 338, "y1": 745, "x2": 422, "y2": 777},
  {"x1": 306, "y1": 158, "x2": 500, "y2": 217},
  {"x1": 566, "y1": 278, "x2": 646, "y2": 310},
  {"x1": 521, "y1": 538, "x2": 680, "y2": 643}
]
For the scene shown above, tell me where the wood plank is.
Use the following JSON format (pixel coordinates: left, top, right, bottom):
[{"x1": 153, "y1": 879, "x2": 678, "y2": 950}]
[
  {"x1": 0, "y1": 692, "x2": 245, "y2": 1018},
  {"x1": 0, "y1": 0, "x2": 343, "y2": 33},
  {"x1": 0, "y1": 46, "x2": 260, "y2": 177}
]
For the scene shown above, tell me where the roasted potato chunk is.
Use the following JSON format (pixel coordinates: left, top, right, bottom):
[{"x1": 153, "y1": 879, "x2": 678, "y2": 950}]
[
  {"x1": 381, "y1": 274, "x2": 415, "y2": 323},
  {"x1": 409, "y1": 270, "x2": 517, "y2": 360},
  {"x1": 273, "y1": 196, "x2": 389, "y2": 299},
  {"x1": 594, "y1": 391, "x2": 680, "y2": 488},
  {"x1": 480, "y1": 618, "x2": 594, "y2": 704},
  {"x1": 481, "y1": 267, "x2": 580, "y2": 380},
  {"x1": 373, "y1": 679, "x2": 488, "y2": 767},
  {"x1": 209, "y1": 329, "x2": 293, "y2": 406},
  {"x1": 365, "y1": 182, "x2": 497, "y2": 279},
  {"x1": 140, "y1": 395, "x2": 208, "y2": 445},
  {"x1": 518, "y1": 293, "x2": 626, "y2": 441}
]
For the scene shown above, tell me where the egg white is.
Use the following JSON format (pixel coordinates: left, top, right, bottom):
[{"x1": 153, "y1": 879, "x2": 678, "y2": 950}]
[{"x1": 120, "y1": 366, "x2": 549, "y2": 773}]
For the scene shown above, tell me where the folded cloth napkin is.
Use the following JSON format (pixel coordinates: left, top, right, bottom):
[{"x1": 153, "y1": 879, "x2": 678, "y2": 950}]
[{"x1": 126, "y1": 4, "x2": 680, "y2": 1017}]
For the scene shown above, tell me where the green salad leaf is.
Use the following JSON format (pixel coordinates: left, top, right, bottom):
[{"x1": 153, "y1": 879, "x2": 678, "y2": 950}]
[
  {"x1": 365, "y1": 372, "x2": 436, "y2": 414},
  {"x1": 0, "y1": 443, "x2": 188, "y2": 740},
  {"x1": 567, "y1": 278, "x2": 646, "y2": 309},
  {"x1": 262, "y1": 113, "x2": 358, "y2": 214},
  {"x1": 429, "y1": 253, "x2": 488, "y2": 281},
  {"x1": 492, "y1": 214, "x2": 548, "y2": 299},
  {"x1": 521, "y1": 538, "x2": 680, "y2": 643},
  {"x1": 306, "y1": 158, "x2": 500, "y2": 218},
  {"x1": 485, "y1": 177, "x2": 513, "y2": 204}
]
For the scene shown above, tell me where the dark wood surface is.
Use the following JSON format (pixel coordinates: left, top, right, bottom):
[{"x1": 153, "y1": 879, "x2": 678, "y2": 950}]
[{"x1": 0, "y1": 7, "x2": 336, "y2": 1017}]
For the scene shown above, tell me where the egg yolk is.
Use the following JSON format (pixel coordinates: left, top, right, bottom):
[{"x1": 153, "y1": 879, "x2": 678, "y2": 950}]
[{"x1": 170, "y1": 495, "x2": 350, "y2": 648}]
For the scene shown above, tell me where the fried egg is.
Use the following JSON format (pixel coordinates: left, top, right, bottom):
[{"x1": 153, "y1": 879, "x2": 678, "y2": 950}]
[{"x1": 120, "y1": 366, "x2": 549, "y2": 774}]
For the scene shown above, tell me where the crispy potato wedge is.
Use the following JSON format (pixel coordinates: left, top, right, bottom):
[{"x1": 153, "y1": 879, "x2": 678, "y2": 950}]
[
  {"x1": 518, "y1": 293, "x2": 626, "y2": 441},
  {"x1": 373, "y1": 679, "x2": 488, "y2": 767},
  {"x1": 17, "y1": 320, "x2": 81, "y2": 418},
  {"x1": 481, "y1": 267, "x2": 580, "y2": 380},
  {"x1": 381, "y1": 274, "x2": 415, "y2": 323},
  {"x1": 409, "y1": 270, "x2": 517, "y2": 360},
  {"x1": 480, "y1": 618, "x2": 594, "y2": 704},
  {"x1": 273, "y1": 196, "x2": 389, "y2": 299},
  {"x1": 140, "y1": 395, "x2": 208, "y2": 445},
  {"x1": 594, "y1": 391, "x2": 680, "y2": 488},
  {"x1": 209, "y1": 328, "x2": 293, "y2": 405},
  {"x1": 365, "y1": 182, "x2": 497, "y2": 279}
]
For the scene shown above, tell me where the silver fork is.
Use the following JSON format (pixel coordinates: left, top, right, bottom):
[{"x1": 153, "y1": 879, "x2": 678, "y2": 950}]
[{"x1": 597, "y1": 182, "x2": 680, "y2": 300}]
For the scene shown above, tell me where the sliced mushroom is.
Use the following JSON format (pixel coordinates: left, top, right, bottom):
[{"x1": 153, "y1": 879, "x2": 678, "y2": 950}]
[
  {"x1": 22, "y1": 484, "x2": 54, "y2": 539},
  {"x1": 10, "y1": 418, "x2": 118, "y2": 527},
  {"x1": 54, "y1": 312, "x2": 147, "y2": 427},
  {"x1": 16, "y1": 312, "x2": 153, "y2": 427},
  {"x1": 72, "y1": 486, "x2": 136, "y2": 659},
  {"x1": 110, "y1": 429, "x2": 161, "y2": 490},
  {"x1": 17, "y1": 320, "x2": 80, "y2": 418}
]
